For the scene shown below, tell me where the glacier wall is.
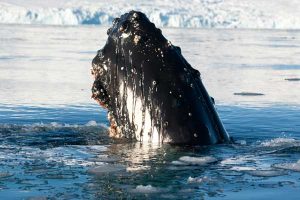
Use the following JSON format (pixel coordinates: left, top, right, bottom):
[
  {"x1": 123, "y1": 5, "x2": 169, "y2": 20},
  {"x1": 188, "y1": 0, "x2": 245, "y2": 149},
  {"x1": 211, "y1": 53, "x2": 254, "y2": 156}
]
[{"x1": 0, "y1": 0, "x2": 300, "y2": 29}]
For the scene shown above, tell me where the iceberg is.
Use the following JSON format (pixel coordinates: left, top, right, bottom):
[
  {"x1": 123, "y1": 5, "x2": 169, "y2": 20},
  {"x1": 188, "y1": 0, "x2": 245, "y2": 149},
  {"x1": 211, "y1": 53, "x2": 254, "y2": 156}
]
[{"x1": 0, "y1": 0, "x2": 300, "y2": 29}]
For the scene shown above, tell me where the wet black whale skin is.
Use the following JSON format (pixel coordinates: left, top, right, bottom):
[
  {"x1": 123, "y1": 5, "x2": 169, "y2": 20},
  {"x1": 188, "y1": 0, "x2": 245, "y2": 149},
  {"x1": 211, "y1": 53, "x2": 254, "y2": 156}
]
[{"x1": 92, "y1": 11, "x2": 231, "y2": 144}]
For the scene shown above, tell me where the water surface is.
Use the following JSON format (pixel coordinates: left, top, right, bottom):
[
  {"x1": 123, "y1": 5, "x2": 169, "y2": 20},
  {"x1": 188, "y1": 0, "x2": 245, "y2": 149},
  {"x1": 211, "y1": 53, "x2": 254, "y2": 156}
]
[{"x1": 0, "y1": 25, "x2": 299, "y2": 199}]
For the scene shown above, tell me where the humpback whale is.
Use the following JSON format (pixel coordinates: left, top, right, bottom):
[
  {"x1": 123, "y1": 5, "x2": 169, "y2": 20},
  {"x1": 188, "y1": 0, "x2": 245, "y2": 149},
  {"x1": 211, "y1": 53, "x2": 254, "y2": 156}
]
[{"x1": 91, "y1": 11, "x2": 231, "y2": 144}]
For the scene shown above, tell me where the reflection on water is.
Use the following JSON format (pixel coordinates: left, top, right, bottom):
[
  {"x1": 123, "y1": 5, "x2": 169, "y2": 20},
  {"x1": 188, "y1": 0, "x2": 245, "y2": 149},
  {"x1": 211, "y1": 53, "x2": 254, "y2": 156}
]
[{"x1": 0, "y1": 25, "x2": 299, "y2": 199}]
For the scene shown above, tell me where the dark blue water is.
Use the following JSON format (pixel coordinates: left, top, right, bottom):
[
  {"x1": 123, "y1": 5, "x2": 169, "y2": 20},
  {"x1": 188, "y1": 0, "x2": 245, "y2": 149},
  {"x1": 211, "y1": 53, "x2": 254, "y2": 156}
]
[{"x1": 0, "y1": 25, "x2": 299, "y2": 199}]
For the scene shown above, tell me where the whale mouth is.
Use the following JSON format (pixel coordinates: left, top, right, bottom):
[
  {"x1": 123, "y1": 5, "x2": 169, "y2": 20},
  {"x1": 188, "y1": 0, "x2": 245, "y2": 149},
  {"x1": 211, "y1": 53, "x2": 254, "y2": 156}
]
[
  {"x1": 91, "y1": 52, "x2": 110, "y2": 109},
  {"x1": 91, "y1": 74, "x2": 120, "y2": 138},
  {"x1": 91, "y1": 78, "x2": 109, "y2": 109}
]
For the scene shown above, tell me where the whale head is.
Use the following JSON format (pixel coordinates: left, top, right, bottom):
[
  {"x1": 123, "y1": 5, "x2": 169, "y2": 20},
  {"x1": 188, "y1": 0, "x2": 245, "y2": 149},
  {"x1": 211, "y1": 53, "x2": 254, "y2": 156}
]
[{"x1": 91, "y1": 11, "x2": 230, "y2": 144}]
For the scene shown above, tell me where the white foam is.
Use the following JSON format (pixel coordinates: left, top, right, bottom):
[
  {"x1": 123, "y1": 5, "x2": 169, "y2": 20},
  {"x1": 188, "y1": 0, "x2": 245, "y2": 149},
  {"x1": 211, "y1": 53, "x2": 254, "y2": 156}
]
[{"x1": 0, "y1": 0, "x2": 300, "y2": 29}]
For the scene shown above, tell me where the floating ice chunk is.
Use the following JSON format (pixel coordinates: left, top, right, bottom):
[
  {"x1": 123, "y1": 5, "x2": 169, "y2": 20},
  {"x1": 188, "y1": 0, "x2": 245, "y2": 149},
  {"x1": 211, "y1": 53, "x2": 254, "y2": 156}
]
[
  {"x1": 285, "y1": 78, "x2": 300, "y2": 82},
  {"x1": 233, "y1": 92, "x2": 264, "y2": 96},
  {"x1": 273, "y1": 160, "x2": 300, "y2": 172},
  {"x1": 246, "y1": 170, "x2": 287, "y2": 177},
  {"x1": 1, "y1": 0, "x2": 300, "y2": 29},
  {"x1": 171, "y1": 160, "x2": 188, "y2": 165},
  {"x1": 87, "y1": 164, "x2": 126, "y2": 175},
  {"x1": 85, "y1": 120, "x2": 97, "y2": 126},
  {"x1": 0, "y1": 172, "x2": 13, "y2": 179},
  {"x1": 230, "y1": 166, "x2": 257, "y2": 171},
  {"x1": 176, "y1": 156, "x2": 218, "y2": 166},
  {"x1": 187, "y1": 176, "x2": 210, "y2": 183},
  {"x1": 132, "y1": 185, "x2": 160, "y2": 193},
  {"x1": 85, "y1": 145, "x2": 108, "y2": 152},
  {"x1": 260, "y1": 138, "x2": 297, "y2": 147},
  {"x1": 126, "y1": 165, "x2": 151, "y2": 172},
  {"x1": 220, "y1": 156, "x2": 254, "y2": 165},
  {"x1": 50, "y1": 122, "x2": 61, "y2": 127},
  {"x1": 235, "y1": 140, "x2": 247, "y2": 145}
]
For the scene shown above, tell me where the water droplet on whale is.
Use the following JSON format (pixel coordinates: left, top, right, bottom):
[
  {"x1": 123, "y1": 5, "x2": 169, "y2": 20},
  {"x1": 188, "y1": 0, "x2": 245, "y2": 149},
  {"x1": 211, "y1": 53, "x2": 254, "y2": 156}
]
[{"x1": 164, "y1": 121, "x2": 169, "y2": 127}]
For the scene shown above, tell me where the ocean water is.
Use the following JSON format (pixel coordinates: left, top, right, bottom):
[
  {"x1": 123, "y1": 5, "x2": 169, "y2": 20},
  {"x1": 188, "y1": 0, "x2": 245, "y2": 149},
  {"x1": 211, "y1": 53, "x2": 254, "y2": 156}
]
[{"x1": 0, "y1": 24, "x2": 300, "y2": 199}]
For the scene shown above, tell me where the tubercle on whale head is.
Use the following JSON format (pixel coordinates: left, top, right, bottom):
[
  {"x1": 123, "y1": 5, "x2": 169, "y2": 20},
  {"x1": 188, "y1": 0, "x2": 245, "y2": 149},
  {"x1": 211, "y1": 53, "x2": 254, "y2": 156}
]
[
  {"x1": 106, "y1": 11, "x2": 167, "y2": 46},
  {"x1": 91, "y1": 10, "x2": 231, "y2": 144}
]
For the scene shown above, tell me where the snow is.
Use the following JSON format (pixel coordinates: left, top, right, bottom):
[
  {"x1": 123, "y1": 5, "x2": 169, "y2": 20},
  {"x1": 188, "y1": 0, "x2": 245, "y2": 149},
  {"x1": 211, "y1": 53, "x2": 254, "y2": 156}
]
[{"x1": 0, "y1": 0, "x2": 300, "y2": 29}]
